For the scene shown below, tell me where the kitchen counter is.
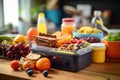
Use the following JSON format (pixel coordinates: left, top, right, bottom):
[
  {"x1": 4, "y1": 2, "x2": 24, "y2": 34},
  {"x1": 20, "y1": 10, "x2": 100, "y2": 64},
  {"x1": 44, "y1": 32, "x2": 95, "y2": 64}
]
[{"x1": 0, "y1": 58, "x2": 120, "y2": 80}]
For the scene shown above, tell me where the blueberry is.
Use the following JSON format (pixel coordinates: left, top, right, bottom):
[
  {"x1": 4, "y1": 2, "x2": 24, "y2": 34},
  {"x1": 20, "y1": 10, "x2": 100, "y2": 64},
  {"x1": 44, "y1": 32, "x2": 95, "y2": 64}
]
[
  {"x1": 27, "y1": 70, "x2": 33, "y2": 76},
  {"x1": 26, "y1": 68, "x2": 32, "y2": 72},
  {"x1": 43, "y1": 70, "x2": 48, "y2": 77}
]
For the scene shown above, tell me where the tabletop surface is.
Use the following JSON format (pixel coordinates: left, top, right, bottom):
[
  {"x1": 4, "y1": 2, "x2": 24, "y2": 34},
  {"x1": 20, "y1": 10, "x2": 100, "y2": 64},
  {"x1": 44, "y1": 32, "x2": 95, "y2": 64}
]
[{"x1": 0, "y1": 57, "x2": 120, "y2": 80}]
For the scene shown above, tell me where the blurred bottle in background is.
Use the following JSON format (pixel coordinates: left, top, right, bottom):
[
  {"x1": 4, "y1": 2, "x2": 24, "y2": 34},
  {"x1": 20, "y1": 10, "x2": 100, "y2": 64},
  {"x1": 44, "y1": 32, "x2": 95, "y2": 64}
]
[
  {"x1": 91, "y1": 10, "x2": 103, "y2": 29},
  {"x1": 91, "y1": 10, "x2": 109, "y2": 33}
]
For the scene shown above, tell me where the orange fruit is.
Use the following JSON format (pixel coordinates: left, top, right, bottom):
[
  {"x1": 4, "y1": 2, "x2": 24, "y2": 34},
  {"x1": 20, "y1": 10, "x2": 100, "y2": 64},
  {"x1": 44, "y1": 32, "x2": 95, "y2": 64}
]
[
  {"x1": 10, "y1": 60, "x2": 20, "y2": 70},
  {"x1": 12, "y1": 35, "x2": 28, "y2": 45},
  {"x1": 36, "y1": 57, "x2": 51, "y2": 71},
  {"x1": 56, "y1": 37, "x2": 73, "y2": 47},
  {"x1": 27, "y1": 28, "x2": 39, "y2": 41},
  {"x1": 22, "y1": 61, "x2": 36, "y2": 70}
]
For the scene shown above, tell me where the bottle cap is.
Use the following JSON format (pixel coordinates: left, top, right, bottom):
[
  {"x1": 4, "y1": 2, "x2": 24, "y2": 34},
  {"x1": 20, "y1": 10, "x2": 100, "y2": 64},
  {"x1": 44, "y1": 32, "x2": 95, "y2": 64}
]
[
  {"x1": 38, "y1": 13, "x2": 45, "y2": 17},
  {"x1": 94, "y1": 10, "x2": 101, "y2": 16},
  {"x1": 62, "y1": 18, "x2": 74, "y2": 22}
]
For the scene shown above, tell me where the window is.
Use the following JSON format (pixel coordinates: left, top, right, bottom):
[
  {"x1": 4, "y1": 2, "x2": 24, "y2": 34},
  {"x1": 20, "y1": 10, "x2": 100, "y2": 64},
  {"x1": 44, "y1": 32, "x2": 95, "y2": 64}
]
[
  {"x1": 3, "y1": 0, "x2": 18, "y2": 26},
  {"x1": 0, "y1": 0, "x2": 4, "y2": 28},
  {"x1": 0, "y1": 0, "x2": 31, "y2": 30}
]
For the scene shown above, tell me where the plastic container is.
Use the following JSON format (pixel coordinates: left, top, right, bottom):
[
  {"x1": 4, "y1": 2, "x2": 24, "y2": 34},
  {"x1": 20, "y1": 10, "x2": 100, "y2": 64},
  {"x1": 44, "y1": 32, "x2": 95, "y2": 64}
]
[
  {"x1": 37, "y1": 13, "x2": 47, "y2": 34},
  {"x1": 90, "y1": 43, "x2": 106, "y2": 63},
  {"x1": 31, "y1": 45, "x2": 92, "y2": 72},
  {"x1": 61, "y1": 18, "x2": 76, "y2": 35},
  {"x1": 102, "y1": 40, "x2": 120, "y2": 62}
]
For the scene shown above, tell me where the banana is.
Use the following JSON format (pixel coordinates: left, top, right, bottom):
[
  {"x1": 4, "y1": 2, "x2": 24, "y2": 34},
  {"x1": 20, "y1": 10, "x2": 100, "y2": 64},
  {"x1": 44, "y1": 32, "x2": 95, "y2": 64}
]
[
  {"x1": 78, "y1": 26, "x2": 102, "y2": 34},
  {"x1": 92, "y1": 28, "x2": 102, "y2": 33},
  {"x1": 78, "y1": 27, "x2": 85, "y2": 33},
  {"x1": 0, "y1": 35, "x2": 13, "y2": 43}
]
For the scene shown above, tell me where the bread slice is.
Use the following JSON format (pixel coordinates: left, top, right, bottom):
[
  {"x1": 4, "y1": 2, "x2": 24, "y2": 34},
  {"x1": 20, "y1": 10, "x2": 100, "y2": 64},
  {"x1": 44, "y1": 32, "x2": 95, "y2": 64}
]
[
  {"x1": 35, "y1": 33, "x2": 57, "y2": 47},
  {"x1": 26, "y1": 52, "x2": 41, "y2": 61}
]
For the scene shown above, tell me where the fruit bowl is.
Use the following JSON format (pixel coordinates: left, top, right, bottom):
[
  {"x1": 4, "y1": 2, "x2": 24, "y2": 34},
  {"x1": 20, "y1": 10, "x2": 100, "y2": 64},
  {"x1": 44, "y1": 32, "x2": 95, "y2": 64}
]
[
  {"x1": 73, "y1": 31, "x2": 103, "y2": 40},
  {"x1": 101, "y1": 40, "x2": 120, "y2": 62},
  {"x1": 31, "y1": 44, "x2": 92, "y2": 72}
]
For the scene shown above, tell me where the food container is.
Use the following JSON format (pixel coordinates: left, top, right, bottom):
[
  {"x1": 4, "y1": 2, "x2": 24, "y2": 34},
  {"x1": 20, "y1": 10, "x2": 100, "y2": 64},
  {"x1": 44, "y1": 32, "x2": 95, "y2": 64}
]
[
  {"x1": 102, "y1": 40, "x2": 120, "y2": 62},
  {"x1": 31, "y1": 44, "x2": 92, "y2": 72},
  {"x1": 90, "y1": 43, "x2": 106, "y2": 63},
  {"x1": 73, "y1": 31, "x2": 103, "y2": 40}
]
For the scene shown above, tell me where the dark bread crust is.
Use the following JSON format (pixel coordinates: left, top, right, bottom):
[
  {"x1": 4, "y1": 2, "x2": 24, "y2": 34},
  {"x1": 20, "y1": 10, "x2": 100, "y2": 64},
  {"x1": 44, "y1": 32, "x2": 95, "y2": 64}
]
[{"x1": 35, "y1": 33, "x2": 57, "y2": 47}]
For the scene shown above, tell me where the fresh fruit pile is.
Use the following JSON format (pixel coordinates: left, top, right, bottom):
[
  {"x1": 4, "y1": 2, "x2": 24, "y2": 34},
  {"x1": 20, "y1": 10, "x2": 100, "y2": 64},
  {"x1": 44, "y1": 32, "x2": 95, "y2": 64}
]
[
  {"x1": 75, "y1": 37, "x2": 100, "y2": 43},
  {"x1": 5, "y1": 43, "x2": 30, "y2": 60},
  {"x1": 0, "y1": 34, "x2": 30, "y2": 60},
  {"x1": 104, "y1": 32, "x2": 120, "y2": 41},
  {"x1": 10, "y1": 56, "x2": 51, "y2": 77}
]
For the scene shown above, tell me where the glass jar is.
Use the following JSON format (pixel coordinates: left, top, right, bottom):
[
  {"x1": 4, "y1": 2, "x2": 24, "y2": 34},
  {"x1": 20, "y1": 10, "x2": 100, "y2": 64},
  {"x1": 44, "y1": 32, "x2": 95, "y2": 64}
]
[
  {"x1": 61, "y1": 18, "x2": 76, "y2": 35},
  {"x1": 90, "y1": 43, "x2": 106, "y2": 63}
]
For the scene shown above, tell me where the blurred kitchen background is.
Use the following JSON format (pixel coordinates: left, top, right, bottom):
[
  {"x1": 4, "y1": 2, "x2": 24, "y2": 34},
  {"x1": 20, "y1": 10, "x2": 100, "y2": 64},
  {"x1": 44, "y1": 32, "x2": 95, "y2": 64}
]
[{"x1": 0, "y1": 0, "x2": 120, "y2": 34}]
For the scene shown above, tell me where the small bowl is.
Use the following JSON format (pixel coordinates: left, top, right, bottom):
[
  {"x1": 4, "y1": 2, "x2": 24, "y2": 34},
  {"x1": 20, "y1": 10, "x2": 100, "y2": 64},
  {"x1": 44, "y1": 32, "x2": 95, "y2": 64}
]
[
  {"x1": 102, "y1": 40, "x2": 120, "y2": 62},
  {"x1": 73, "y1": 31, "x2": 104, "y2": 40}
]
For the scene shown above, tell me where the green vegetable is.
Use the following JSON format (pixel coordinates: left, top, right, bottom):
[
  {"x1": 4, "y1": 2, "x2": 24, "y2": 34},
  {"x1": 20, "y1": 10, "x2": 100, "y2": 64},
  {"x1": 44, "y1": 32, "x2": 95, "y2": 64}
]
[
  {"x1": 105, "y1": 32, "x2": 120, "y2": 41},
  {"x1": 0, "y1": 35, "x2": 13, "y2": 43}
]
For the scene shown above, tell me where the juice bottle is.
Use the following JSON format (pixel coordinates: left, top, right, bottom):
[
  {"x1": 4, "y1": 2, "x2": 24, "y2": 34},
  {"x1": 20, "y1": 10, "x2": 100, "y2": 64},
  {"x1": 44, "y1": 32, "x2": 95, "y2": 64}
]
[
  {"x1": 37, "y1": 13, "x2": 47, "y2": 34},
  {"x1": 61, "y1": 18, "x2": 76, "y2": 35}
]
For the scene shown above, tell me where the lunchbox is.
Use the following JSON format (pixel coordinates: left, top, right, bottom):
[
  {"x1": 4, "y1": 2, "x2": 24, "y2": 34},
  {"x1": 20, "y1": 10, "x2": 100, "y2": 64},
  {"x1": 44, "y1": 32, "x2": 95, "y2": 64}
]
[{"x1": 31, "y1": 44, "x2": 92, "y2": 72}]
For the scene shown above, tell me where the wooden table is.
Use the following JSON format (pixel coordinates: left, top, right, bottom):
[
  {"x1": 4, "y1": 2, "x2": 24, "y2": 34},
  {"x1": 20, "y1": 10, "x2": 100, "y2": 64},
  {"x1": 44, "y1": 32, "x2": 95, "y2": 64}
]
[{"x1": 0, "y1": 58, "x2": 120, "y2": 80}]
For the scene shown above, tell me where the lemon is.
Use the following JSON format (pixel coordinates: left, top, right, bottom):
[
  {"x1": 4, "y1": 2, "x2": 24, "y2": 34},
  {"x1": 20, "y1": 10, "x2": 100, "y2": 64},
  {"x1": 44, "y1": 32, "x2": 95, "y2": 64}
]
[{"x1": 12, "y1": 35, "x2": 28, "y2": 45}]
